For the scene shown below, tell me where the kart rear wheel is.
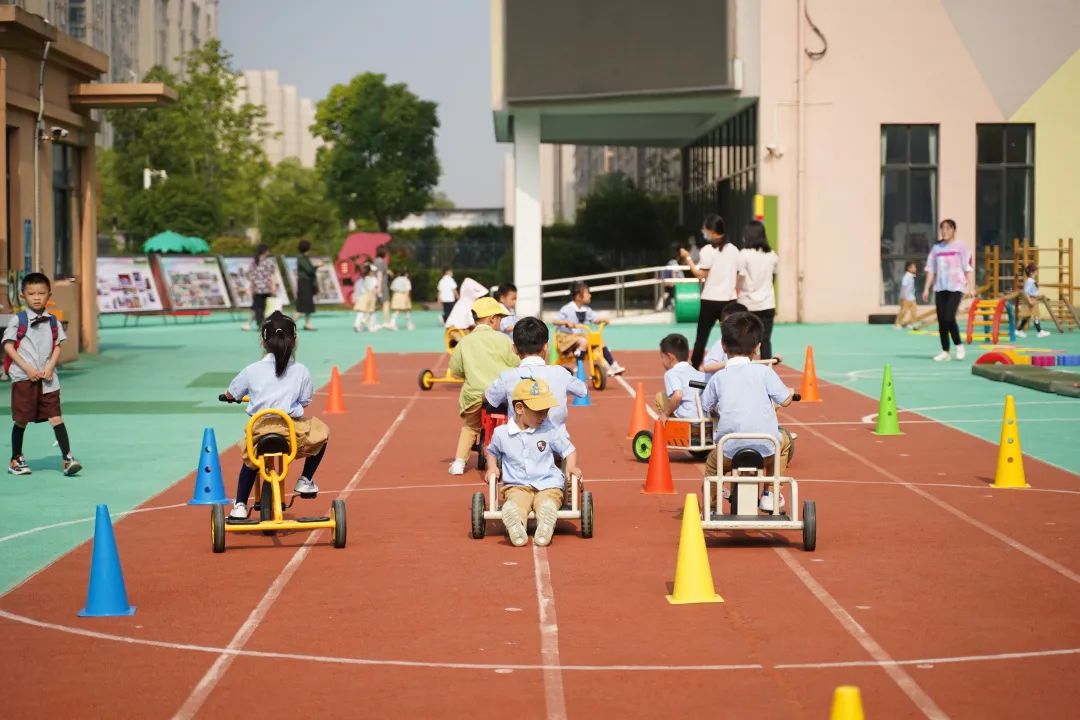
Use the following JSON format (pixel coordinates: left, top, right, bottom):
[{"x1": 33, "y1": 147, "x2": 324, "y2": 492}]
[
  {"x1": 632, "y1": 430, "x2": 653, "y2": 463},
  {"x1": 802, "y1": 500, "x2": 817, "y2": 552},
  {"x1": 689, "y1": 449, "x2": 711, "y2": 461},
  {"x1": 418, "y1": 368, "x2": 435, "y2": 391},
  {"x1": 211, "y1": 504, "x2": 226, "y2": 554},
  {"x1": 471, "y1": 492, "x2": 486, "y2": 539},
  {"x1": 331, "y1": 499, "x2": 347, "y2": 548},
  {"x1": 580, "y1": 491, "x2": 594, "y2": 538}
]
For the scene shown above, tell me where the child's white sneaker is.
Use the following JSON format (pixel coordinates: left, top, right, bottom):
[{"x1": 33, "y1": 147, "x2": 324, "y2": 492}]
[
  {"x1": 533, "y1": 501, "x2": 559, "y2": 546},
  {"x1": 294, "y1": 476, "x2": 318, "y2": 494},
  {"x1": 955, "y1": 345, "x2": 966, "y2": 360},
  {"x1": 1037, "y1": 330, "x2": 1051, "y2": 338},
  {"x1": 448, "y1": 459, "x2": 466, "y2": 476},
  {"x1": 501, "y1": 503, "x2": 528, "y2": 546},
  {"x1": 608, "y1": 361, "x2": 626, "y2": 375},
  {"x1": 7, "y1": 456, "x2": 31, "y2": 475},
  {"x1": 1015, "y1": 330, "x2": 1027, "y2": 338},
  {"x1": 229, "y1": 502, "x2": 249, "y2": 519},
  {"x1": 406, "y1": 322, "x2": 416, "y2": 331},
  {"x1": 932, "y1": 351, "x2": 951, "y2": 362},
  {"x1": 759, "y1": 491, "x2": 786, "y2": 513}
]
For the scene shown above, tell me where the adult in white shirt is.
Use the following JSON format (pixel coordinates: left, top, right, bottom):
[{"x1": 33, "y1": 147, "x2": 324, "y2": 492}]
[
  {"x1": 680, "y1": 214, "x2": 740, "y2": 369},
  {"x1": 737, "y1": 221, "x2": 779, "y2": 359},
  {"x1": 436, "y1": 268, "x2": 458, "y2": 323}
]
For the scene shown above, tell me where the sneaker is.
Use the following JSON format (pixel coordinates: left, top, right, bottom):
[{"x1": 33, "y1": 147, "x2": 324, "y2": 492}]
[
  {"x1": 62, "y1": 456, "x2": 82, "y2": 476},
  {"x1": 7, "y1": 456, "x2": 31, "y2": 475},
  {"x1": 759, "y1": 491, "x2": 786, "y2": 513},
  {"x1": 1037, "y1": 330, "x2": 1051, "y2": 338},
  {"x1": 406, "y1": 322, "x2": 416, "y2": 331},
  {"x1": 955, "y1": 345, "x2": 966, "y2": 360},
  {"x1": 933, "y1": 351, "x2": 951, "y2": 362},
  {"x1": 448, "y1": 459, "x2": 466, "y2": 476},
  {"x1": 533, "y1": 501, "x2": 559, "y2": 546},
  {"x1": 229, "y1": 502, "x2": 249, "y2": 519},
  {"x1": 1015, "y1": 330, "x2": 1027, "y2": 338},
  {"x1": 607, "y1": 361, "x2": 626, "y2": 375},
  {"x1": 501, "y1": 503, "x2": 528, "y2": 546},
  {"x1": 294, "y1": 476, "x2": 318, "y2": 494}
]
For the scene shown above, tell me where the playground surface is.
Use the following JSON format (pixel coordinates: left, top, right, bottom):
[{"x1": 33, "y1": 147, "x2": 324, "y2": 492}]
[{"x1": 1, "y1": 311, "x2": 1078, "y2": 718}]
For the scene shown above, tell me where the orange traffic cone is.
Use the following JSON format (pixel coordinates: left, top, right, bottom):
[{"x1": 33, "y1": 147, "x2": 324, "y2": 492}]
[
  {"x1": 642, "y1": 418, "x2": 676, "y2": 494},
  {"x1": 326, "y1": 366, "x2": 346, "y2": 414},
  {"x1": 627, "y1": 382, "x2": 651, "y2": 439},
  {"x1": 361, "y1": 346, "x2": 378, "y2": 385},
  {"x1": 800, "y1": 346, "x2": 822, "y2": 402}
]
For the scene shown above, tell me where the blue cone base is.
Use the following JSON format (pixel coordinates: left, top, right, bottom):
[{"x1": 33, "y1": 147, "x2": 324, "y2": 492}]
[{"x1": 79, "y1": 605, "x2": 136, "y2": 617}]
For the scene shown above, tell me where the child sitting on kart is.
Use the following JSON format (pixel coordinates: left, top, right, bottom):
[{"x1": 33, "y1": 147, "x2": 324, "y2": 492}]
[
  {"x1": 495, "y1": 283, "x2": 518, "y2": 336},
  {"x1": 700, "y1": 302, "x2": 747, "y2": 378},
  {"x1": 221, "y1": 312, "x2": 329, "y2": 519},
  {"x1": 484, "y1": 378, "x2": 583, "y2": 547},
  {"x1": 701, "y1": 312, "x2": 794, "y2": 512},
  {"x1": 485, "y1": 317, "x2": 588, "y2": 429},
  {"x1": 553, "y1": 281, "x2": 625, "y2": 375},
  {"x1": 656, "y1": 333, "x2": 706, "y2": 421},
  {"x1": 447, "y1": 297, "x2": 520, "y2": 476}
]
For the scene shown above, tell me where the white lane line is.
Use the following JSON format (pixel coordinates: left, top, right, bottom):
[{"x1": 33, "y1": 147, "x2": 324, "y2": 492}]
[
  {"x1": 0, "y1": 502, "x2": 189, "y2": 544},
  {"x1": 774, "y1": 548, "x2": 949, "y2": 720},
  {"x1": 533, "y1": 545, "x2": 567, "y2": 720},
  {"x1": 2, "y1": 606, "x2": 1075, "y2": 673},
  {"x1": 796, "y1": 423, "x2": 1080, "y2": 584},
  {"x1": 172, "y1": 398, "x2": 418, "y2": 720}
]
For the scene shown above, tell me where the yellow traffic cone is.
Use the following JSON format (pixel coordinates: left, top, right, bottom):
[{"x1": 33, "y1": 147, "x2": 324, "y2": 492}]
[
  {"x1": 666, "y1": 494, "x2": 724, "y2": 605},
  {"x1": 829, "y1": 686, "x2": 865, "y2": 720},
  {"x1": 992, "y1": 394, "x2": 1029, "y2": 488}
]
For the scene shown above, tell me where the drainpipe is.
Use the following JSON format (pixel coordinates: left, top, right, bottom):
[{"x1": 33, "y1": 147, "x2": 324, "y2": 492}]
[
  {"x1": 795, "y1": 0, "x2": 806, "y2": 322},
  {"x1": 33, "y1": 40, "x2": 51, "y2": 273}
]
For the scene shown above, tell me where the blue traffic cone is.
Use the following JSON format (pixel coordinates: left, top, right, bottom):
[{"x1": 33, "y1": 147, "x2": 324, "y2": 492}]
[
  {"x1": 188, "y1": 427, "x2": 231, "y2": 505},
  {"x1": 78, "y1": 505, "x2": 136, "y2": 617},
  {"x1": 572, "y1": 358, "x2": 592, "y2": 407}
]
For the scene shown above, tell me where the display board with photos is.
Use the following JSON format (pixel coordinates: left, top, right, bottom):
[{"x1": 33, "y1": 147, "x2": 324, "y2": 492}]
[
  {"x1": 156, "y1": 255, "x2": 233, "y2": 310},
  {"x1": 221, "y1": 257, "x2": 291, "y2": 308},
  {"x1": 96, "y1": 256, "x2": 165, "y2": 313},
  {"x1": 281, "y1": 256, "x2": 345, "y2": 305}
]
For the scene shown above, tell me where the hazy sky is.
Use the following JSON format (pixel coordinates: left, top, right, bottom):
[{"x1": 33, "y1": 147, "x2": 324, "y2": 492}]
[{"x1": 219, "y1": 0, "x2": 505, "y2": 208}]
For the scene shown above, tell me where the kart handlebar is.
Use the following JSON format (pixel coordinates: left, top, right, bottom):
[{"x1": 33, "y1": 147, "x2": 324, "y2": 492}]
[{"x1": 218, "y1": 394, "x2": 250, "y2": 403}]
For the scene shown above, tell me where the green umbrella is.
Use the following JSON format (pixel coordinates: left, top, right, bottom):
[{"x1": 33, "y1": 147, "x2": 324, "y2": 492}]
[
  {"x1": 143, "y1": 230, "x2": 193, "y2": 254},
  {"x1": 183, "y1": 236, "x2": 210, "y2": 253}
]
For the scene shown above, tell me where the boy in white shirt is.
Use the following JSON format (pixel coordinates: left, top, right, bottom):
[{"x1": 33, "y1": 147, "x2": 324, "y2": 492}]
[
  {"x1": 496, "y1": 283, "x2": 518, "y2": 336},
  {"x1": 656, "y1": 333, "x2": 706, "y2": 421},
  {"x1": 437, "y1": 268, "x2": 458, "y2": 323},
  {"x1": 700, "y1": 302, "x2": 747, "y2": 378},
  {"x1": 553, "y1": 281, "x2": 625, "y2": 375}
]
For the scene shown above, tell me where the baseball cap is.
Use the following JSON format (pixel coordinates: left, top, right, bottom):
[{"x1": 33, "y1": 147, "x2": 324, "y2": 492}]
[
  {"x1": 472, "y1": 296, "x2": 510, "y2": 318},
  {"x1": 511, "y1": 377, "x2": 558, "y2": 411}
]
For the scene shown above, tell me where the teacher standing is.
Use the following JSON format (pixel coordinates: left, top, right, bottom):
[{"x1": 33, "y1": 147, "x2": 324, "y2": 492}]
[
  {"x1": 294, "y1": 240, "x2": 317, "y2": 331},
  {"x1": 681, "y1": 214, "x2": 740, "y2": 369}
]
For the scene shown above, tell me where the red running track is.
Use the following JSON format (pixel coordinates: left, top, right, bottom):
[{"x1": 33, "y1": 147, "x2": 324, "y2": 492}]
[{"x1": 1, "y1": 350, "x2": 1078, "y2": 719}]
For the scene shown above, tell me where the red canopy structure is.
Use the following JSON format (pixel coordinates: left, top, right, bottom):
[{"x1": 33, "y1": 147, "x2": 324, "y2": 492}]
[{"x1": 336, "y1": 232, "x2": 391, "y2": 304}]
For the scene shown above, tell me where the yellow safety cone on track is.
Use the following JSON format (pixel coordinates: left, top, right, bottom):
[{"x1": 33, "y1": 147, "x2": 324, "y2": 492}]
[
  {"x1": 666, "y1": 494, "x2": 723, "y2": 605},
  {"x1": 992, "y1": 394, "x2": 1029, "y2": 488},
  {"x1": 829, "y1": 685, "x2": 865, "y2": 720}
]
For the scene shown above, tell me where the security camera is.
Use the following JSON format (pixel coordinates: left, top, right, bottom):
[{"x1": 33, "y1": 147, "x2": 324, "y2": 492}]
[
  {"x1": 50, "y1": 127, "x2": 69, "y2": 140},
  {"x1": 765, "y1": 143, "x2": 785, "y2": 159}
]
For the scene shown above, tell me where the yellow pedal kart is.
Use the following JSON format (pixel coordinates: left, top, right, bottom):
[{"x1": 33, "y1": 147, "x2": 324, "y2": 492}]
[
  {"x1": 555, "y1": 322, "x2": 609, "y2": 390},
  {"x1": 418, "y1": 327, "x2": 467, "y2": 390},
  {"x1": 211, "y1": 396, "x2": 346, "y2": 552}
]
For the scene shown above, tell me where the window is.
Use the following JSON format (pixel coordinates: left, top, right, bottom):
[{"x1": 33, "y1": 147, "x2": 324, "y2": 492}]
[
  {"x1": 52, "y1": 145, "x2": 81, "y2": 279},
  {"x1": 976, "y1": 124, "x2": 1034, "y2": 282},
  {"x1": 880, "y1": 125, "x2": 937, "y2": 304},
  {"x1": 682, "y1": 103, "x2": 757, "y2": 244}
]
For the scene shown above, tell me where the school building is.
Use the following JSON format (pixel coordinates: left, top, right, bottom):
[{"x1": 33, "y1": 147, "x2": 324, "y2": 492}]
[
  {"x1": 0, "y1": 5, "x2": 174, "y2": 356},
  {"x1": 491, "y1": 0, "x2": 1080, "y2": 321}
]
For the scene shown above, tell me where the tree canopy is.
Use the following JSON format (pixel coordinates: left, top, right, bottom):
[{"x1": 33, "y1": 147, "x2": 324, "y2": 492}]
[{"x1": 257, "y1": 158, "x2": 341, "y2": 255}]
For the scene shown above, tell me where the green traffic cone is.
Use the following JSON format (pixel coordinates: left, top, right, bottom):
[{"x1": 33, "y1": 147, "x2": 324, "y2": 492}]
[{"x1": 873, "y1": 364, "x2": 903, "y2": 435}]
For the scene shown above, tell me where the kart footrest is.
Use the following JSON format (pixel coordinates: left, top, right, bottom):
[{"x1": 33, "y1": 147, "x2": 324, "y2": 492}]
[
  {"x1": 225, "y1": 518, "x2": 261, "y2": 525},
  {"x1": 295, "y1": 516, "x2": 331, "y2": 523},
  {"x1": 725, "y1": 514, "x2": 792, "y2": 521}
]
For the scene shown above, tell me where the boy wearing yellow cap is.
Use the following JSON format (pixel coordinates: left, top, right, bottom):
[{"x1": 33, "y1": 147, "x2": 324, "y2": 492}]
[
  {"x1": 447, "y1": 296, "x2": 520, "y2": 475},
  {"x1": 484, "y1": 377, "x2": 583, "y2": 547}
]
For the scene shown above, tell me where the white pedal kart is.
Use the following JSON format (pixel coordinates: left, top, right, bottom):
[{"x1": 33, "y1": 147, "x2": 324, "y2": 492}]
[
  {"x1": 702, "y1": 432, "x2": 816, "y2": 551},
  {"x1": 470, "y1": 473, "x2": 594, "y2": 540}
]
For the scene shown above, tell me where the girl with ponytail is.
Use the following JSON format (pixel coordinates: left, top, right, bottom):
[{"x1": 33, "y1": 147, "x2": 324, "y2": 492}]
[{"x1": 221, "y1": 311, "x2": 331, "y2": 519}]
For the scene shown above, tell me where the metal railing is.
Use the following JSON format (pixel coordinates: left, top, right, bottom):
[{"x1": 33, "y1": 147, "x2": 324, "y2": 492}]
[{"x1": 529, "y1": 264, "x2": 698, "y2": 316}]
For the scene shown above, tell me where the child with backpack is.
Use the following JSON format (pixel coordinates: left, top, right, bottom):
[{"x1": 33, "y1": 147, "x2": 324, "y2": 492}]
[{"x1": 3, "y1": 273, "x2": 81, "y2": 476}]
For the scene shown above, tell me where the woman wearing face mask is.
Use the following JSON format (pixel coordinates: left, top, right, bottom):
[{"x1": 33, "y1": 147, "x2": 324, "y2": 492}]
[{"x1": 680, "y1": 214, "x2": 740, "y2": 369}]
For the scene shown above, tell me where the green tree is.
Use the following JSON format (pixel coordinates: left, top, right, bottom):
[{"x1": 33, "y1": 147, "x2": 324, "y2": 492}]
[
  {"x1": 429, "y1": 191, "x2": 455, "y2": 209},
  {"x1": 312, "y1": 73, "x2": 440, "y2": 231},
  {"x1": 257, "y1": 158, "x2": 341, "y2": 254},
  {"x1": 103, "y1": 39, "x2": 270, "y2": 243},
  {"x1": 576, "y1": 172, "x2": 667, "y2": 266}
]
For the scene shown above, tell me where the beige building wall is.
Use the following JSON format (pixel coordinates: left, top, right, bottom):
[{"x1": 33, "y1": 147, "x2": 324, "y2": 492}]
[
  {"x1": 757, "y1": 0, "x2": 1005, "y2": 322},
  {"x1": 299, "y1": 96, "x2": 318, "y2": 167},
  {"x1": 504, "y1": 144, "x2": 576, "y2": 226},
  {"x1": 237, "y1": 69, "x2": 320, "y2": 168}
]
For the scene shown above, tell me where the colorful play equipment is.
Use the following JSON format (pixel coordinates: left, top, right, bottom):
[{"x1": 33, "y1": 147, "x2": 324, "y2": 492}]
[
  {"x1": 672, "y1": 282, "x2": 701, "y2": 323},
  {"x1": 981, "y1": 238, "x2": 1079, "y2": 333},
  {"x1": 965, "y1": 296, "x2": 1016, "y2": 345},
  {"x1": 971, "y1": 355, "x2": 1080, "y2": 398},
  {"x1": 974, "y1": 348, "x2": 1080, "y2": 366}
]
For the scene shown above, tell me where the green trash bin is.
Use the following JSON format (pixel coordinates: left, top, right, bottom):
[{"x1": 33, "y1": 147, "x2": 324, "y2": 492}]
[{"x1": 673, "y1": 282, "x2": 701, "y2": 323}]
